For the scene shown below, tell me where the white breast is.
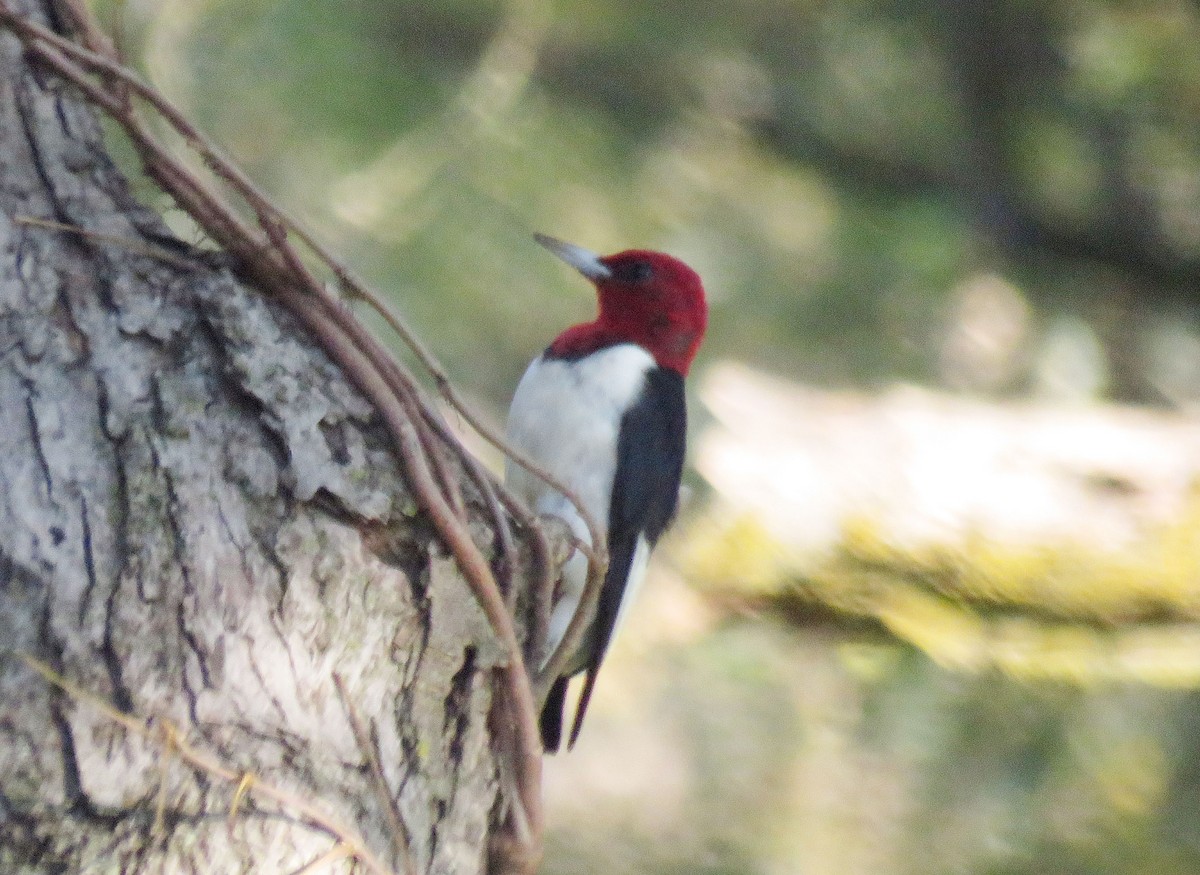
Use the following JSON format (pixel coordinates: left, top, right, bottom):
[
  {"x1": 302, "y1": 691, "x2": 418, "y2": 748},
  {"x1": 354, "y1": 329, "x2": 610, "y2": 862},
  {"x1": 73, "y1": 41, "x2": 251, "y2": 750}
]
[
  {"x1": 505, "y1": 343, "x2": 654, "y2": 525},
  {"x1": 504, "y1": 343, "x2": 655, "y2": 663}
]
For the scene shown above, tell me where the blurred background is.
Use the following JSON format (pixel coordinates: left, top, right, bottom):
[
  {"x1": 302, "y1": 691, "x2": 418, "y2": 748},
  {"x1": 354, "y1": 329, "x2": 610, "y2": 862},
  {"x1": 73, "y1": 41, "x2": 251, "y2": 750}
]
[{"x1": 102, "y1": 0, "x2": 1200, "y2": 871}]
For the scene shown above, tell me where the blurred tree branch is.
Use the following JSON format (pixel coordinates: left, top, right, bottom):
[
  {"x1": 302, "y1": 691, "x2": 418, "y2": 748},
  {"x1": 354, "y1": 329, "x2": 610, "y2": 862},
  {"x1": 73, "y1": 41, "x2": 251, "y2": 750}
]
[{"x1": 754, "y1": 0, "x2": 1200, "y2": 308}]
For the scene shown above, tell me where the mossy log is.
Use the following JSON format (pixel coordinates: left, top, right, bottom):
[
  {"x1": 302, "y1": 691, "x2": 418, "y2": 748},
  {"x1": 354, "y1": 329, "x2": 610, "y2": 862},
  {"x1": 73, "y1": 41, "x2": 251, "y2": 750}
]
[{"x1": 684, "y1": 362, "x2": 1200, "y2": 685}]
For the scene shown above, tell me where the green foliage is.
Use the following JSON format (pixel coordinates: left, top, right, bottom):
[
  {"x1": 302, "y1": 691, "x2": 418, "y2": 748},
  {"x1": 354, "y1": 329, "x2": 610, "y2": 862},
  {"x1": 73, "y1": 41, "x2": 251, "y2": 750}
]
[
  {"x1": 667, "y1": 498, "x2": 1200, "y2": 872},
  {"x1": 113, "y1": 0, "x2": 1200, "y2": 406}
]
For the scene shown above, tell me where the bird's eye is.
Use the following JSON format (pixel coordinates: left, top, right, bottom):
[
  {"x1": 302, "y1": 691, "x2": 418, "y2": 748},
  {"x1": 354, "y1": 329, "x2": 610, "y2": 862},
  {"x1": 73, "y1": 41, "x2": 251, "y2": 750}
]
[{"x1": 614, "y1": 261, "x2": 654, "y2": 283}]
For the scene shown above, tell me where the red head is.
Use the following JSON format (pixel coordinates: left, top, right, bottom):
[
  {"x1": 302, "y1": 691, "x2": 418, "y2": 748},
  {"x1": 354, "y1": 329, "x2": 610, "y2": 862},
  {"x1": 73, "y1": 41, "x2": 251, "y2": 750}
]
[{"x1": 535, "y1": 233, "x2": 708, "y2": 376}]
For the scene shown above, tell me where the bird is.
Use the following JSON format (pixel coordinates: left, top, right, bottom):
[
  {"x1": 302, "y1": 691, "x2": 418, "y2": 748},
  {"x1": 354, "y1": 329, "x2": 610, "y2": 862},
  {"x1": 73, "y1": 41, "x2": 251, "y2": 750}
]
[{"x1": 504, "y1": 233, "x2": 708, "y2": 752}]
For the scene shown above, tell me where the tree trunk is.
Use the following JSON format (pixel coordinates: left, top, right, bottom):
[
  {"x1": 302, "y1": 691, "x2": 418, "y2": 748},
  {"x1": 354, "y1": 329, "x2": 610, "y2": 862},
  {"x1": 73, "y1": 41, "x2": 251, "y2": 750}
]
[{"x1": 0, "y1": 3, "x2": 516, "y2": 872}]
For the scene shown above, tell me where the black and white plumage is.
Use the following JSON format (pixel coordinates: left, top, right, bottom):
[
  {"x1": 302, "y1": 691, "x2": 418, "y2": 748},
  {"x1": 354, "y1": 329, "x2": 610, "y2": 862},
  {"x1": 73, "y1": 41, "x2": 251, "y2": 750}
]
[{"x1": 505, "y1": 234, "x2": 707, "y2": 752}]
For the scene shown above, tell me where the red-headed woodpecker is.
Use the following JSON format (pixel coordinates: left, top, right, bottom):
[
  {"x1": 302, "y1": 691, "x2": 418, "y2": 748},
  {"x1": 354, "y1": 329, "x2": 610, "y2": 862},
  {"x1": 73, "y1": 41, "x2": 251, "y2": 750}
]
[{"x1": 505, "y1": 233, "x2": 708, "y2": 752}]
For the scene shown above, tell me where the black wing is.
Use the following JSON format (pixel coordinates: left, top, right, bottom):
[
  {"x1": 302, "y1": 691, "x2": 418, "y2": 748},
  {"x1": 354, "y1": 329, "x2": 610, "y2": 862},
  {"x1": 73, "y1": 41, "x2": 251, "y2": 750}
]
[{"x1": 562, "y1": 367, "x2": 687, "y2": 748}]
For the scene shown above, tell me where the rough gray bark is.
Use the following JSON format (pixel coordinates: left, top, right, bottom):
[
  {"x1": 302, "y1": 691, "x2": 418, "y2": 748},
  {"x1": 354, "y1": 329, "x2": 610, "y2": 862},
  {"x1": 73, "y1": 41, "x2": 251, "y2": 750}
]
[{"x1": 0, "y1": 4, "x2": 512, "y2": 872}]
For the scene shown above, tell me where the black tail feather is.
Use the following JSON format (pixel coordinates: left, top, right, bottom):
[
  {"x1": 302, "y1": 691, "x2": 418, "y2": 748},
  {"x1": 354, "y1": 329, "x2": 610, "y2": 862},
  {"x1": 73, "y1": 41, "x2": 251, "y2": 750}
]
[
  {"x1": 567, "y1": 667, "x2": 600, "y2": 750},
  {"x1": 540, "y1": 675, "x2": 569, "y2": 753}
]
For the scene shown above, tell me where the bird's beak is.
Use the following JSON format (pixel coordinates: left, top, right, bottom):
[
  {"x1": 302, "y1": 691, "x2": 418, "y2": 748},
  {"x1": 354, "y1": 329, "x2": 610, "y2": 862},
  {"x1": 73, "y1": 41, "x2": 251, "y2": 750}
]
[{"x1": 534, "y1": 233, "x2": 613, "y2": 281}]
